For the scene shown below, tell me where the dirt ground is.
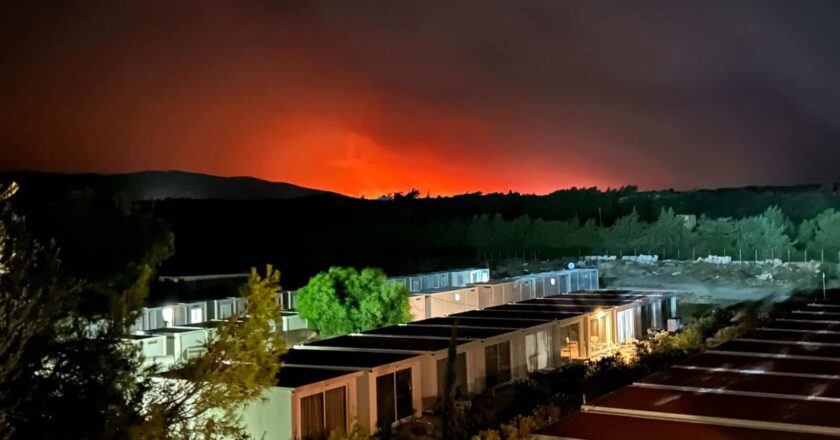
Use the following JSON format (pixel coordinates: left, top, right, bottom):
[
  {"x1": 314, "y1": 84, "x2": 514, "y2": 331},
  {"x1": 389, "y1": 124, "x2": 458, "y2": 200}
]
[{"x1": 495, "y1": 258, "x2": 838, "y2": 305}]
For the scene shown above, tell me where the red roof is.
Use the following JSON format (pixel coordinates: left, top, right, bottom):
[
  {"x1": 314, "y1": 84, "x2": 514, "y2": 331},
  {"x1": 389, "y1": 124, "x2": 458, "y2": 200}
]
[
  {"x1": 536, "y1": 304, "x2": 840, "y2": 439},
  {"x1": 536, "y1": 412, "x2": 838, "y2": 440}
]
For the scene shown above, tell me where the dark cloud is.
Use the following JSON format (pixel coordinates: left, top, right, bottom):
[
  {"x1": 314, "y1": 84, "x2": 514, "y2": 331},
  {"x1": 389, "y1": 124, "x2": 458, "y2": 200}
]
[{"x1": 2, "y1": 0, "x2": 840, "y2": 195}]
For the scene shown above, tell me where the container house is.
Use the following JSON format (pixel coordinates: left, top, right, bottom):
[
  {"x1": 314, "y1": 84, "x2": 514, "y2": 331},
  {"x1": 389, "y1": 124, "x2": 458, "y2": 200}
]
[
  {"x1": 145, "y1": 327, "x2": 208, "y2": 364},
  {"x1": 238, "y1": 367, "x2": 362, "y2": 440},
  {"x1": 281, "y1": 349, "x2": 424, "y2": 432}
]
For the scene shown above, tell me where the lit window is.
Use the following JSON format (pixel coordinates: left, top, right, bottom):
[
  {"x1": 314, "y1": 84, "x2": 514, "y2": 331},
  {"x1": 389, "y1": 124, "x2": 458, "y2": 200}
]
[
  {"x1": 161, "y1": 307, "x2": 174, "y2": 327},
  {"x1": 190, "y1": 307, "x2": 203, "y2": 323}
]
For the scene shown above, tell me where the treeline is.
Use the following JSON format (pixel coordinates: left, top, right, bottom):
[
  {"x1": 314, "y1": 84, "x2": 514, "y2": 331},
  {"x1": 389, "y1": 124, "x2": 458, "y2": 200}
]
[
  {"x1": 453, "y1": 206, "x2": 840, "y2": 262},
  {"x1": 8, "y1": 175, "x2": 840, "y2": 289},
  {"x1": 145, "y1": 184, "x2": 840, "y2": 285}
]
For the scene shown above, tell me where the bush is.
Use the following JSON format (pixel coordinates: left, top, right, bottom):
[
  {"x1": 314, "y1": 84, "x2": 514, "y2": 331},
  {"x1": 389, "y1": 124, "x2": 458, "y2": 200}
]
[
  {"x1": 329, "y1": 423, "x2": 371, "y2": 440},
  {"x1": 449, "y1": 305, "x2": 755, "y2": 440},
  {"x1": 471, "y1": 406, "x2": 563, "y2": 440}
]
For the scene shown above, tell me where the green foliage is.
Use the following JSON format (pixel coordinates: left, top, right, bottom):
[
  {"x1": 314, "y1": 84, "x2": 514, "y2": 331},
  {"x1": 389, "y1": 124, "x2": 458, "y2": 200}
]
[
  {"x1": 734, "y1": 206, "x2": 793, "y2": 259},
  {"x1": 328, "y1": 423, "x2": 371, "y2": 440},
  {"x1": 472, "y1": 405, "x2": 563, "y2": 440},
  {"x1": 460, "y1": 201, "x2": 840, "y2": 262},
  {"x1": 296, "y1": 267, "x2": 411, "y2": 337},
  {"x1": 0, "y1": 183, "x2": 148, "y2": 440},
  {"x1": 137, "y1": 265, "x2": 287, "y2": 440},
  {"x1": 695, "y1": 215, "x2": 736, "y2": 254},
  {"x1": 408, "y1": 305, "x2": 752, "y2": 440},
  {"x1": 640, "y1": 207, "x2": 697, "y2": 256},
  {"x1": 599, "y1": 209, "x2": 645, "y2": 252},
  {"x1": 1, "y1": 182, "x2": 289, "y2": 440},
  {"x1": 807, "y1": 209, "x2": 840, "y2": 255}
]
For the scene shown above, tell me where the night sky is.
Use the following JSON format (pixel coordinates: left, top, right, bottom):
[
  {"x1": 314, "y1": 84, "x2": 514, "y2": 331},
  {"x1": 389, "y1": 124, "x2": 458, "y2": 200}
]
[{"x1": 2, "y1": 1, "x2": 840, "y2": 197}]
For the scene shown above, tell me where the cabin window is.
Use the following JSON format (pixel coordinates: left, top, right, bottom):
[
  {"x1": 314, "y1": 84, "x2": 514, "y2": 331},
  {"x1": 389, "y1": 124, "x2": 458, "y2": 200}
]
[
  {"x1": 300, "y1": 386, "x2": 347, "y2": 439},
  {"x1": 484, "y1": 341, "x2": 512, "y2": 387},
  {"x1": 525, "y1": 330, "x2": 552, "y2": 372},
  {"x1": 376, "y1": 368, "x2": 414, "y2": 428},
  {"x1": 617, "y1": 309, "x2": 635, "y2": 343},
  {"x1": 558, "y1": 323, "x2": 580, "y2": 359},
  {"x1": 651, "y1": 301, "x2": 662, "y2": 330},
  {"x1": 589, "y1": 313, "x2": 610, "y2": 352},
  {"x1": 436, "y1": 353, "x2": 467, "y2": 398},
  {"x1": 190, "y1": 307, "x2": 203, "y2": 323}
]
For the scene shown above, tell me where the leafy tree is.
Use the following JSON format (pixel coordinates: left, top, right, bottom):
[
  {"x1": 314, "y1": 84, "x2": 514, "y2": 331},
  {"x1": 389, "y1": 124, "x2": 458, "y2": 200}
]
[
  {"x1": 296, "y1": 267, "x2": 411, "y2": 337},
  {"x1": 1, "y1": 182, "x2": 281, "y2": 440},
  {"x1": 808, "y1": 209, "x2": 840, "y2": 261},
  {"x1": 466, "y1": 214, "x2": 493, "y2": 252},
  {"x1": 695, "y1": 215, "x2": 736, "y2": 256},
  {"x1": 570, "y1": 218, "x2": 602, "y2": 253},
  {"x1": 136, "y1": 266, "x2": 287, "y2": 440},
  {"x1": 735, "y1": 206, "x2": 792, "y2": 260},
  {"x1": 761, "y1": 205, "x2": 796, "y2": 237},
  {"x1": 599, "y1": 209, "x2": 645, "y2": 253},
  {"x1": 0, "y1": 183, "x2": 147, "y2": 440},
  {"x1": 509, "y1": 216, "x2": 533, "y2": 252},
  {"x1": 639, "y1": 208, "x2": 697, "y2": 258},
  {"x1": 0, "y1": 182, "x2": 66, "y2": 437},
  {"x1": 796, "y1": 217, "x2": 817, "y2": 250}
]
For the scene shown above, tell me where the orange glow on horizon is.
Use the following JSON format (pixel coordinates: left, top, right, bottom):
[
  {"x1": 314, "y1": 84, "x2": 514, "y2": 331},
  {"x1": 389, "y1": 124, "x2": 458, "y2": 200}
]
[{"x1": 241, "y1": 121, "x2": 608, "y2": 197}]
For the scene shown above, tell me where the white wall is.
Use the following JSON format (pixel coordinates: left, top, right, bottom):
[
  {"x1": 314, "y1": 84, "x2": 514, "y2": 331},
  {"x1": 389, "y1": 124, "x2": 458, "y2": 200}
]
[{"x1": 240, "y1": 387, "x2": 294, "y2": 440}]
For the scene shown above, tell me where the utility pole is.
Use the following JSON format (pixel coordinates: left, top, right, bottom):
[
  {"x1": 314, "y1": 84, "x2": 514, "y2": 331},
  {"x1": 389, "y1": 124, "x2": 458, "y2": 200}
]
[{"x1": 823, "y1": 272, "x2": 827, "y2": 302}]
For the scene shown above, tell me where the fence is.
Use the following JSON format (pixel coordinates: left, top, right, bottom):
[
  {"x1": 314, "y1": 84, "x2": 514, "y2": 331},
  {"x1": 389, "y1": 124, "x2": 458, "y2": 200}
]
[{"x1": 476, "y1": 247, "x2": 840, "y2": 264}]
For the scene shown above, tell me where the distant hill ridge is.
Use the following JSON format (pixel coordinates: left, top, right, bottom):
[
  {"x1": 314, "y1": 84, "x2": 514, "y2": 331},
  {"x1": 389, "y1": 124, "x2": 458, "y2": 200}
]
[
  {"x1": 0, "y1": 170, "x2": 343, "y2": 201},
  {"x1": 1, "y1": 170, "x2": 837, "y2": 204}
]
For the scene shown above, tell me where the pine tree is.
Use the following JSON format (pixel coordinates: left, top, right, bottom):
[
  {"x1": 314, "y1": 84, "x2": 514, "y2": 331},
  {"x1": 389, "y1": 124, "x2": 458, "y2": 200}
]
[{"x1": 136, "y1": 266, "x2": 287, "y2": 440}]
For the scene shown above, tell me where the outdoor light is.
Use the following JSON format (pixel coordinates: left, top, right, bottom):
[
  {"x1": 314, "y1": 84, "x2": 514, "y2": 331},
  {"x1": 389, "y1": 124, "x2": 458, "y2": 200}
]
[
  {"x1": 550, "y1": 278, "x2": 556, "y2": 285},
  {"x1": 454, "y1": 293, "x2": 461, "y2": 301},
  {"x1": 161, "y1": 307, "x2": 174, "y2": 327}
]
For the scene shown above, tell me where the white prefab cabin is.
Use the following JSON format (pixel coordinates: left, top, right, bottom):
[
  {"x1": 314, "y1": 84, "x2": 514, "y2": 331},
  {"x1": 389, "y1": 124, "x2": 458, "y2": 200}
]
[
  {"x1": 207, "y1": 297, "x2": 243, "y2": 320},
  {"x1": 281, "y1": 348, "x2": 424, "y2": 433},
  {"x1": 235, "y1": 367, "x2": 362, "y2": 440},
  {"x1": 123, "y1": 334, "x2": 173, "y2": 367},
  {"x1": 175, "y1": 301, "x2": 208, "y2": 325},
  {"x1": 144, "y1": 326, "x2": 208, "y2": 364},
  {"x1": 237, "y1": 289, "x2": 678, "y2": 438}
]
